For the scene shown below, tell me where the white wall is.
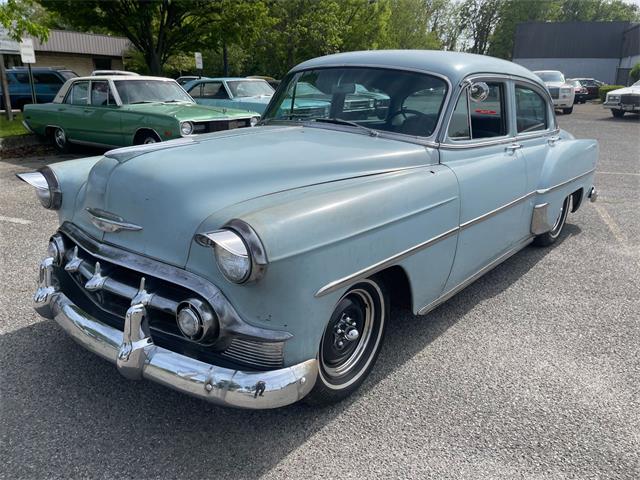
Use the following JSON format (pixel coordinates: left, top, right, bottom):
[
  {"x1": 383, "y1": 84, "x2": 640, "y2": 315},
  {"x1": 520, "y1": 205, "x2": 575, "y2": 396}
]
[{"x1": 513, "y1": 58, "x2": 619, "y2": 84}]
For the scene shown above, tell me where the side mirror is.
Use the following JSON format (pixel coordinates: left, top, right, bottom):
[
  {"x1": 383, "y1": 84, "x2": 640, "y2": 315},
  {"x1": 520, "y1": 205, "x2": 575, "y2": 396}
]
[{"x1": 470, "y1": 82, "x2": 490, "y2": 103}]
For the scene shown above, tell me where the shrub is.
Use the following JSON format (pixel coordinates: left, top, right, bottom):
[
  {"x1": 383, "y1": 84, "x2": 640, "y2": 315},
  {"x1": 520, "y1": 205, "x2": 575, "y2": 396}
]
[
  {"x1": 599, "y1": 85, "x2": 625, "y2": 102},
  {"x1": 630, "y1": 63, "x2": 640, "y2": 83}
]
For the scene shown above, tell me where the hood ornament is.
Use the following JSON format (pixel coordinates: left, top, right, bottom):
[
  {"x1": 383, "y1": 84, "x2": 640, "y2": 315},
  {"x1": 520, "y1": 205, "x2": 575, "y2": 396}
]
[{"x1": 86, "y1": 207, "x2": 142, "y2": 233}]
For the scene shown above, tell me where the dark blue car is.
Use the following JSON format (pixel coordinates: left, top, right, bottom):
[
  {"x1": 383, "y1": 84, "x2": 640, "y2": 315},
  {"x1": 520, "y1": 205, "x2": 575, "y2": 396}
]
[{"x1": 0, "y1": 67, "x2": 77, "y2": 111}]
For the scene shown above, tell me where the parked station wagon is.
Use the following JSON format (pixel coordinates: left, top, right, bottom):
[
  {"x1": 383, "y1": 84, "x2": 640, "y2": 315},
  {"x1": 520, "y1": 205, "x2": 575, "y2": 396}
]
[
  {"x1": 22, "y1": 75, "x2": 260, "y2": 151},
  {"x1": 19, "y1": 51, "x2": 598, "y2": 409}
]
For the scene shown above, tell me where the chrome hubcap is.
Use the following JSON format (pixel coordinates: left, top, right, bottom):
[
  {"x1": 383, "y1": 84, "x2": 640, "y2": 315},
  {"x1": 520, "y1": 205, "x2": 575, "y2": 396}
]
[
  {"x1": 550, "y1": 198, "x2": 569, "y2": 238},
  {"x1": 143, "y1": 137, "x2": 157, "y2": 144},
  {"x1": 55, "y1": 129, "x2": 65, "y2": 147}
]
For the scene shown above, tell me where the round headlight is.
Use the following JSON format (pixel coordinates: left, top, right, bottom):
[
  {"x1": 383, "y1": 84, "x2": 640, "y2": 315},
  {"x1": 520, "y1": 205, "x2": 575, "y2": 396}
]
[
  {"x1": 213, "y1": 231, "x2": 251, "y2": 283},
  {"x1": 177, "y1": 307, "x2": 201, "y2": 338},
  {"x1": 180, "y1": 121, "x2": 194, "y2": 136},
  {"x1": 47, "y1": 235, "x2": 65, "y2": 265},
  {"x1": 250, "y1": 116, "x2": 259, "y2": 127}
]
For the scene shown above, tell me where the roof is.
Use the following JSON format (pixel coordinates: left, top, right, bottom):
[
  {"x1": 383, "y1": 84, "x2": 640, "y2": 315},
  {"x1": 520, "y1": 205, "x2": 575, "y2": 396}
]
[
  {"x1": 32, "y1": 29, "x2": 130, "y2": 57},
  {"x1": 71, "y1": 75, "x2": 174, "y2": 81},
  {"x1": 190, "y1": 77, "x2": 267, "y2": 82},
  {"x1": 291, "y1": 50, "x2": 542, "y2": 86}
]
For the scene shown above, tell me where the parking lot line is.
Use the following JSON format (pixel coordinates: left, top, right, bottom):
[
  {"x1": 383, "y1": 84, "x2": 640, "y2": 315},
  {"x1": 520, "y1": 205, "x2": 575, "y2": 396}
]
[
  {"x1": 0, "y1": 215, "x2": 32, "y2": 225},
  {"x1": 597, "y1": 171, "x2": 640, "y2": 176},
  {"x1": 593, "y1": 204, "x2": 629, "y2": 248}
]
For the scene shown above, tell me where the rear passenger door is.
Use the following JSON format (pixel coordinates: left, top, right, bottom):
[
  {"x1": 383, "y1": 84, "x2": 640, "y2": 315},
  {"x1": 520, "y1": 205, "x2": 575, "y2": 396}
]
[{"x1": 439, "y1": 78, "x2": 529, "y2": 292}]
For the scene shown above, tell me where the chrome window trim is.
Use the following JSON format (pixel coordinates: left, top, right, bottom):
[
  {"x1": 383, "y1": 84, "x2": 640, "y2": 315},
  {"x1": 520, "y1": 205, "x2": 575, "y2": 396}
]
[
  {"x1": 441, "y1": 75, "x2": 512, "y2": 147},
  {"x1": 271, "y1": 63, "x2": 452, "y2": 145},
  {"x1": 439, "y1": 74, "x2": 558, "y2": 149},
  {"x1": 315, "y1": 166, "x2": 595, "y2": 299}
]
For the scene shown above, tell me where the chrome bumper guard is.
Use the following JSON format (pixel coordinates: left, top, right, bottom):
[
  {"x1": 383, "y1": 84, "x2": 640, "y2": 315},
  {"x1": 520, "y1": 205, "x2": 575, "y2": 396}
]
[
  {"x1": 35, "y1": 257, "x2": 317, "y2": 409},
  {"x1": 588, "y1": 186, "x2": 598, "y2": 203}
]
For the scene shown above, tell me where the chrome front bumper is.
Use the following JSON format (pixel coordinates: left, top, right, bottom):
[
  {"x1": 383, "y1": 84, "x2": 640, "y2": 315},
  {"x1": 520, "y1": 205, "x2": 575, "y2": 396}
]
[{"x1": 34, "y1": 257, "x2": 317, "y2": 409}]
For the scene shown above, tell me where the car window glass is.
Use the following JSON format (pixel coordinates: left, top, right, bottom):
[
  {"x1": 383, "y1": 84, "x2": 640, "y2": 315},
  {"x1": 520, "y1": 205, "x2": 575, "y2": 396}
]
[
  {"x1": 226, "y1": 80, "x2": 274, "y2": 98},
  {"x1": 13, "y1": 72, "x2": 30, "y2": 84},
  {"x1": 65, "y1": 81, "x2": 89, "y2": 105},
  {"x1": 202, "y1": 82, "x2": 227, "y2": 99},
  {"x1": 264, "y1": 67, "x2": 446, "y2": 138},
  {"x1": 448, "y1": 88, "x2": 471, "y2": 140},
  {"x1": 469, "y1": 82, "x2": 506, "y2": 139},
  {"x1": 188, "y1": 84, "x2": 202, "y2": 98},
  {"x1": 33, "y1": 72, "x2": 63, "y2": 84},
  {"x1": 90, "y1": 81, "x2": 115, "y2": 106},
  {"x1": 515, "y1": 86, "x2": 547, "y2": 134}
]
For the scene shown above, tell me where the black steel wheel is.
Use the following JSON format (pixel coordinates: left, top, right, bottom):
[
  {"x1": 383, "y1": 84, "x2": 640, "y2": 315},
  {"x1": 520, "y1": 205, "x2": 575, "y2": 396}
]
[
  {"x1": 305, "y1": 277, "x2": 388, "y2": 405},
  {"x1": 533, "y1": 196, "x2": 570, "y2": 247},
  {"x1": 612, "y1": 109, "x2": 625, "y2": 118}
]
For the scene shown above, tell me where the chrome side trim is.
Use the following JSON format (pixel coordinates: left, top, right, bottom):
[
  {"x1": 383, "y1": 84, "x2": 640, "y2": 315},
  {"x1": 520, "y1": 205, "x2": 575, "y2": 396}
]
[
  {"x1": 589, "y1": 186, "x2": 598, "y2": 202},
  {"x1": 314, "y1": 168, "x2": 594, "y2": 299},
  {"x1": 536, "y1": 168, "x2": 596, "y2": 195},
  {"x1": 460, "y1": 191, "x2": 535, "y2": 230},
  {"x1": 418, "y1": 235, "x2": 534, "y2": 315},
  {"x1": 531, "y1": 203, "x2": 551, "y2": 235},
  {"x1": 314, "y1": 226, "x2": 459, "y2": 298},
  {"x1": 86, "y1": 207, "x2": 143, "y2": 232},
  {"x1": 22, "y1": 120, "x2": 34, "y2": 134}
]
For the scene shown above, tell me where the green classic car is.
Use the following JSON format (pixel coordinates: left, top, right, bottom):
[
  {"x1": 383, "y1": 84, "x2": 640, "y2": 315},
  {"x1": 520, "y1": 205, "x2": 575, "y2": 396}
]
[{"x1": 22, "y1": 75, "x2": 260, "y2": 151}]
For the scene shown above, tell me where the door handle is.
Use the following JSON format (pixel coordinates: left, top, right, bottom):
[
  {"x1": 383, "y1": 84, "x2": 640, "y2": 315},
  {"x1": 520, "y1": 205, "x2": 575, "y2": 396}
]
[
  {"x1": 548, "y1": 135, "x2": 560, "y2": 146},
  {"x1": 505, "y1": 143, "x2": 522, "y2": 154}
]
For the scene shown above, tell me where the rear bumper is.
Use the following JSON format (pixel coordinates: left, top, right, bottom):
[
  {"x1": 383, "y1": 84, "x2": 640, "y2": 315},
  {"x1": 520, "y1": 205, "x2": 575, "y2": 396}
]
[{"x1": 34, "y1": 257, "x2": 317, "y2": 409}]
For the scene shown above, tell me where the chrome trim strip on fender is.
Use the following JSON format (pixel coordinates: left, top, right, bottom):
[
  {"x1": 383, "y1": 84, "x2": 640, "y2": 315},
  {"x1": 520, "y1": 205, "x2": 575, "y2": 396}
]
[
  {"x1": 314, "y1": 226, "x2": 460, "y2": 298},
  {"x1": 418, "y1": 235, "x2": 535, "y2": 315},
  {"x1": 536, "y1": 168, "x2": 596, "y2": 195},
  {"x1": 86, "y1": 207, "x2": 143, "y2": 232}
]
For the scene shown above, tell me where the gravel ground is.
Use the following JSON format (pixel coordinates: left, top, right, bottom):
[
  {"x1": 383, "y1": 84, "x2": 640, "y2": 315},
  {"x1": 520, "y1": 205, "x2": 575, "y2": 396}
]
[{"x1": 1, "y1": 103, "x2": 638, "y2": 480}]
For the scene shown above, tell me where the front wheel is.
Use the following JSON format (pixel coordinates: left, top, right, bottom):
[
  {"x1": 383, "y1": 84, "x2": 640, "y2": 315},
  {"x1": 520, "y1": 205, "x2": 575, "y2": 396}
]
[
  {"x1": 305, "y1": 277, "x2": 388, "y2": 406},
  {"x1": 612, "y1": 109, "x2": 625, "y2": 118},
  {"x1": 533, "y1": 196, "x2": 570, "y2": 247},
  {"x1": 562, "y1": 107, "x2": 573, "y2": 114}
]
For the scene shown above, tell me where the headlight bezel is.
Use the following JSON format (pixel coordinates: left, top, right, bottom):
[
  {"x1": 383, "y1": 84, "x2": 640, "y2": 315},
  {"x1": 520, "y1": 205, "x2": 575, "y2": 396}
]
[
  {"x1": 180, "y1": 121, "x2": 194, "y2": 136},
  {"x1": 15, "y1": 167, "x2": 62, "y2": 210},
  {"x1": 196, "y1": 219, "x2": 268, "y2": 284}
]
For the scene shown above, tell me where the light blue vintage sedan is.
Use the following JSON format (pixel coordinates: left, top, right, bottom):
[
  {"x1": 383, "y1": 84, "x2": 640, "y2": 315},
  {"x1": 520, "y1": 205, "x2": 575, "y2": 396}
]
[{"x1": 18, "y1": 50, "x2": 598, "y2": 409}]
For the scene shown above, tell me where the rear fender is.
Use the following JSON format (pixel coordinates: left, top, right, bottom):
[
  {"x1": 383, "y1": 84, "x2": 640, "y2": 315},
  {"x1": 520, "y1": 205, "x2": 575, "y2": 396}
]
[{"x1": 533, "y1": 135, "x2": 598, "y2": 231}]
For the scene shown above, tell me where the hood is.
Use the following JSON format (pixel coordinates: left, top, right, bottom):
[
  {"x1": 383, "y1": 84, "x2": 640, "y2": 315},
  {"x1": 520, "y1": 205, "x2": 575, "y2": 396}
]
[
  {"x1": 75, "y1": 126, "x2": 432, "y2": 266},
  {"x1": 120, "y1": 101, "x2": 252, "y2": 120},
  {"x1": 607, "y1": 85, "x2": 640, "y2": 95}
]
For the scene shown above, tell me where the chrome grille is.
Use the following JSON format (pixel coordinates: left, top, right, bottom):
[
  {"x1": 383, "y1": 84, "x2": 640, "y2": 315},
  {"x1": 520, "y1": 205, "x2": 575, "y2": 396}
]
[
  {"x1": 620, "y1": 94, "x2": 640, "y2": 106},
  {"x1": 548, "y1": 87, "x2": 559, "y2": 99},
  {"x1": 223, "y1": 339, "x2": 284, "y2": 369},
  {"x1": 56, "y1": 231, "x2": 284, "y2": 371},
  {"x1": 193, "y1": 118, "x2": 251, "y2": 133},
  {"x1": 345, "y1": 99, "x2": 373, "y2": 111}
]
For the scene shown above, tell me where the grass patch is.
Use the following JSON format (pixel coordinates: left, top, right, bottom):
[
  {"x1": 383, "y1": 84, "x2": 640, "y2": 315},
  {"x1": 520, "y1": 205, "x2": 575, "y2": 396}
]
[{"x1": 0, "y1": 113, "x2": 28, "y2": 138}]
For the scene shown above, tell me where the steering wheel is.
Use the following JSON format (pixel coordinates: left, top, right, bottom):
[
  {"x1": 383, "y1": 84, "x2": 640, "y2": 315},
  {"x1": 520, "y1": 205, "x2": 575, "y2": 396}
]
[{"x1": 388, "y1": 108, "x2": 435, "y2": 135}]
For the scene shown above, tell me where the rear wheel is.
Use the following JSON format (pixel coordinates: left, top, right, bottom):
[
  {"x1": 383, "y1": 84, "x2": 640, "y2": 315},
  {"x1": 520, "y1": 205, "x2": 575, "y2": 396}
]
[
  {"x1": 533, "y1": 196, "x2": 570, "y2": 247},
  {"x1": 134, "y1": 130, "x2": 161, "y2": 145},
  {"x1": 612, "y1": 109, "x2": 625, "y2": 118},
  {"x1": 305, "y1": 277, "x2": 388, "y2": 406}
]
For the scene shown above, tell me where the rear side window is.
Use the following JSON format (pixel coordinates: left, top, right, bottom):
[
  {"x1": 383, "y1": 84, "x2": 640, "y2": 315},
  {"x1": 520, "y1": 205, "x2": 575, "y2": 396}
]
[
  {"x1": 448, "y1": 81, "x2": 507, "y2": 140},
  {"x1": 202, "y1": 82, "x2": 227, "y2": 99},
  {"x1": 188, "y1": 84, "x2": 202, "y2": 98},
  {"x1": 515, "y1": 85, "x2": 548, "y2": 133},
  {"x1": 65, "y1": 81, "x2": 89, "y2": 105}
]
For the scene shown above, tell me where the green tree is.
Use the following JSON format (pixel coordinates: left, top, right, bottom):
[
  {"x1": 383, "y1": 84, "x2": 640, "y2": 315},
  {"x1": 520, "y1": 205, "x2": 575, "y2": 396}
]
[
  {"x1": 38, "y1": 0, "x2": 227, "y2": 75},
  {"x1": 385, "y1": 0, "x2": 442, "y2": 50}
]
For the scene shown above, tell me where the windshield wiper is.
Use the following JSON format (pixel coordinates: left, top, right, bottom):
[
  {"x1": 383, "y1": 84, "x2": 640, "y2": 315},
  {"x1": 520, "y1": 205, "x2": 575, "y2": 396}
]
[
  {"x1": 129, "y1": 100, "x2": 155, "y2": 104},
  {"x1": 312, "y1": 118, "x2": 379, "y2": 137}
]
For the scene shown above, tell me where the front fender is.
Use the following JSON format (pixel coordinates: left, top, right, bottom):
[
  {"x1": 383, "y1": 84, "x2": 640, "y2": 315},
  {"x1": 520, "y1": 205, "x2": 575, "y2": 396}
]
[{"x1": 187, "y1": 164, "x2": 460, "y2": 365}]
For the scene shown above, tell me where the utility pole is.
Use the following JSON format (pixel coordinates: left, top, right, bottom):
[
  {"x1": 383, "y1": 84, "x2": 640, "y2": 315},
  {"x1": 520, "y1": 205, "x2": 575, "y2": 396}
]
[{"x1": 0, "y1": 53, "x2": 13, "y2": 121}]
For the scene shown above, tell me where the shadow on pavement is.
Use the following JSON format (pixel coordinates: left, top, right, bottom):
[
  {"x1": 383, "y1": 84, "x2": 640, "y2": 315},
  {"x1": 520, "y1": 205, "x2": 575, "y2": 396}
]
[{"x1": 0, "y1": 227, "x2": 578, "y2": 478}]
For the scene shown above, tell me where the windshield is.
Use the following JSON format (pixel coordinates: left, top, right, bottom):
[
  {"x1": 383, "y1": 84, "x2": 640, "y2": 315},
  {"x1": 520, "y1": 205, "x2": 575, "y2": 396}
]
[
  {"x1": 633, "y1": 80, "x2": 640, "y2": 87},
  {"x1": 535, "y1": 71, "x2": 565, "y2": 83},
  {"x1": 262, "y1": 67, "x2": 448, "y2": 138},
  {"x1": 227, "y1": 80, "x2": 274, "y2": 98},
  {"x1": 114, "y1": 79, "x2": 193, "y2": 104}
]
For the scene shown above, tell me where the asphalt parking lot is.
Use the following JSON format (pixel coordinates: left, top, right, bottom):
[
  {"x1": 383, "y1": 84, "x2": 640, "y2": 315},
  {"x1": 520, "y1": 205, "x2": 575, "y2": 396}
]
[{"x1": 1, "y1": 103, "x2": 638, "y2": 479}]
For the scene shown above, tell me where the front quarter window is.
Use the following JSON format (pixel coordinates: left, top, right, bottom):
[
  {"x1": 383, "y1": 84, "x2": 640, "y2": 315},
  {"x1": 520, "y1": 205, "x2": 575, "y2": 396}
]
[{"x1": 261, "y1": 67, "x2": 448, "y2": 138}]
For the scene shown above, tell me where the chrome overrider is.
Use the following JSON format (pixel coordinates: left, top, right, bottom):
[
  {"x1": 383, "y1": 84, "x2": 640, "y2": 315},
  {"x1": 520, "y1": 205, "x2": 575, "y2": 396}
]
[{"x1": 34, "y1": 257, "x2": 318, "y2": 409}]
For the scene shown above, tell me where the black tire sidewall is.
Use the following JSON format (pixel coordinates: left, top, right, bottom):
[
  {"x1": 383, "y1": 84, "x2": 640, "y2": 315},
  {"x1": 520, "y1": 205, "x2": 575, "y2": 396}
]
[{"x1": 305, "y1": 276, "x2": 389, "y2": 405}]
